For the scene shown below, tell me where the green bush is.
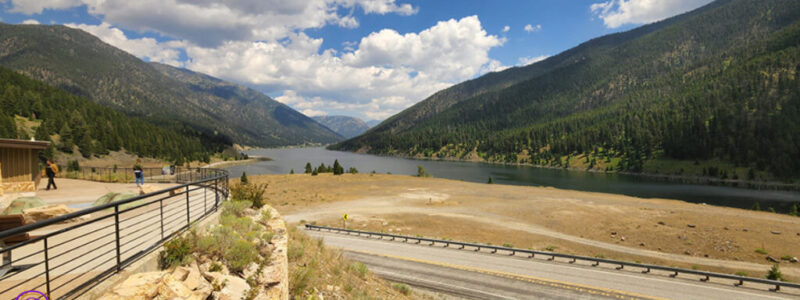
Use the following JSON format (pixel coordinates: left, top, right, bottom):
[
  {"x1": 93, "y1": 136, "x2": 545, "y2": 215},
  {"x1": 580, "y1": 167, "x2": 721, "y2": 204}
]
[
  {"x1": 159, "y1": 236, "x2": 193, "y2": 269},
  {"x1": 230, "y1": 183, "x2": 268, "y2": 209},
  {"x1": 351, "y1": 262, "x2": 369, "y2": 278},
  {"x1": 392, "y1": 283, "x2": 411, "y2": 295},
  {"x1": 225, "y1": 240, "x2": 261, "y2": 274},
  {"x1": 766, "y1": 264, "x2": 785, "y2": 281},
  {"x1": 755, "y1": 248, "x2": 768, "y2": 255},
  {"x1": 222, "y1": 200, "x2": 251, "y2": 217}
]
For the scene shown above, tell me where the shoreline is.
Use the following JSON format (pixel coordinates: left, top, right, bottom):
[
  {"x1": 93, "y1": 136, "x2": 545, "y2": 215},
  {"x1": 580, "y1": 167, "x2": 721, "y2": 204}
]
[
  {"x1": 202, "y1": 156, "x2": 271, "y2": 169},
  {"x1": 339, "y1": 149, "x2": 800, "y2": 192}
]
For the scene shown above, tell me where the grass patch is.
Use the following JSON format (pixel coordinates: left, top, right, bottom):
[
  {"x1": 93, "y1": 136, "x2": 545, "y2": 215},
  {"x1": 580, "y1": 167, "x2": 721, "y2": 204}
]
[
  {"x1": 392, "y1": 283, "x2": 412, "y2": 295},
  {"x1": 755, "y1": 248, "x2": 768, "y2": 255},
  {"x1": 287, "y1": 226, "x2": 413, "y2": 299}
]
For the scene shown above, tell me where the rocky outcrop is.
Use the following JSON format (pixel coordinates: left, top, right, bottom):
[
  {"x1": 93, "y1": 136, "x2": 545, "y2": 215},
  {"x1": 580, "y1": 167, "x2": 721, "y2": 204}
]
[
  {"x1": 22, "y1": 204, "x2": 90, "y2": 223},
  {"x1": 101, "y1": 204, "x2": 289, "y2": 299}
]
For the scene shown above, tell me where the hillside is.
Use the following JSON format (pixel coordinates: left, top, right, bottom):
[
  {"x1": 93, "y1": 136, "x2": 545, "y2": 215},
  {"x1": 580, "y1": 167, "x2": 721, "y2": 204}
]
[
  {"x1": 0, "y1": 67, "x2": 217, "y2": 162},
  {"x1": 312, "y1": 115, "x2": 370, "y2": 138},
  {"x1": 333, "y1": 0, "x2": 800, "y2": 181},
  {"x1": 0, "y1": 23, "x2": 342, "y2": 147}
]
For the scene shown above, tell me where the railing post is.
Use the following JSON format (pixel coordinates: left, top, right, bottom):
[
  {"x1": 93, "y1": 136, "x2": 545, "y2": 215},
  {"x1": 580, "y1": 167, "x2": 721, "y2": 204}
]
[
  {"x1": 160, "y1": 199, "x2": 164, "y2": 240},
  {"x1": 215, "y1": 178, "x2": 220, "y2": 207},
  {"x1": 44, "y1": 237, "x2": 51, "y2": 297},
  {"x1": 186, "y1": 186, "x2": 191, "y2": 225},
  {"x1": 114, "y1": 205, "x2": 121, "y2": 272},
  {"x1": 204, "y1": 183, "x2": 207, "y2": 216}
]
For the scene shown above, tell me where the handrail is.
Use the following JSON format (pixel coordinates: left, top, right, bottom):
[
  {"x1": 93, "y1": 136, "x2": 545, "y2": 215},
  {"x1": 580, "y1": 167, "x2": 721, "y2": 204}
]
[
  {"x1": 0, "y1": 168, "x2": 229, "y2": 299},
  {"x1": 0, "y1": 168, "x2": 227, "y2": 241},
  {"x1": 305, "y1": 224, "x2": 800, "y2": 292}
]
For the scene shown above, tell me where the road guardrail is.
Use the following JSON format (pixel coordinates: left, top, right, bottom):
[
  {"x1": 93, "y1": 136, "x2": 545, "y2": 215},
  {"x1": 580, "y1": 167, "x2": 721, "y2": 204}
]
[{"x1": 305, "y1": 224, "x2": 800, "y2": 293}]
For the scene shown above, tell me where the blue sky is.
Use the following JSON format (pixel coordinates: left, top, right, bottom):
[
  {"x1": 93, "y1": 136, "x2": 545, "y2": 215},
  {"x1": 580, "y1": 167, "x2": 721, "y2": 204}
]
[{"x1": 0, "y1": 0, "x2": 712, "y2": 121}]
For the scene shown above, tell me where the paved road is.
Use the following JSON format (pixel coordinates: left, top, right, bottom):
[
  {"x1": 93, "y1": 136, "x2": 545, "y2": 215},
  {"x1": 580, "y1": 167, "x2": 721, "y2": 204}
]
[{"x1": 304, "y1": 228, "x2": 799, "y2": 300}]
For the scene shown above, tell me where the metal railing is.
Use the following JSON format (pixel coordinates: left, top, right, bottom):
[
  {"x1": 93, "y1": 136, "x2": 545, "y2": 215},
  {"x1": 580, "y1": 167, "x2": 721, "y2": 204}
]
[
  {"x1": 0, "y1": 168, "x2": 229, "y2": 299},
  {"x1": 305, "y1": 224, "x2": 800, "y2": 293},
  {"x1": 61, "y1": 166, "x2": 225, "y2": 185}
]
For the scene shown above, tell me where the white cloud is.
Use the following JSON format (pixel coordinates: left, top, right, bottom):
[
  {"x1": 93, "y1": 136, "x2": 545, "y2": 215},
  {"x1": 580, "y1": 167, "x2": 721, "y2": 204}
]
[
  {"x1": 21, "y1": 19, "x2": 40, "y2": 24},
  {"x1": 65, "y1": 22, "x2": 184, "y2": 66},
  {"x1": 6, "y1": 0, "x2": 82, "y2": 14},
  {"x1": 590, "y1": 0, "x2": 713, "y2": 28},
  {"x1": 502, "y1": 25, "x2": 510, "y2": 33},
  {"x1": 517, "y1": 55, "x2": 549, "y2": 66},
  {"x1": 524, "y1": 24, "x2": 541, "y2": 33},
  {"x1": 4, "y1": 0, "x2": 418, "y2": 46}
]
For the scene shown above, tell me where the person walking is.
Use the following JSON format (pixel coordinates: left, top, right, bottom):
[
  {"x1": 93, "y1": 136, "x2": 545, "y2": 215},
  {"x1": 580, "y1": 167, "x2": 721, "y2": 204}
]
[
  {"x1": 134, "y1": 159, "x2": 144, "y2": 186},
  {"x1": 44, "y1": 159, "x2": 58, "y2": 190}
]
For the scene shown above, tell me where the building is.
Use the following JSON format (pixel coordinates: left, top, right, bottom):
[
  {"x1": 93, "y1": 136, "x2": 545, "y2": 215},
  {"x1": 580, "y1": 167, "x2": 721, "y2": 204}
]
[{"x1": 0, "y1": 138, "x2": 50, "y2": 204}]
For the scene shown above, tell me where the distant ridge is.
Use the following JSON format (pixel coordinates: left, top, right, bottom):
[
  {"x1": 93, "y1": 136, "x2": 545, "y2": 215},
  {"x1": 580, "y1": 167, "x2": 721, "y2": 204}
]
[{"x1": 312, "y1": 115, "x2": 370, "y2": 138}]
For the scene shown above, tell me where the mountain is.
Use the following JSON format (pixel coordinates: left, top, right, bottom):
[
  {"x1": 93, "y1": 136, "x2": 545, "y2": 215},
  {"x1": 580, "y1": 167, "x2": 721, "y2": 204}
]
[
  {"x1": 312, "y1": 115, "x2": 370, "y2": 138},
  {"x1": 0, "y1": 67, "x2": 216, "y2": 162},
  {"x1": 333, "y1": 0, "x2": 800, "y2": 180},
  {"x1": 365, "y1": 120, "x2": 383, "y2": 128},
  {"x1": 0, "y1": 22, "x2": 342, "y2": 147}
]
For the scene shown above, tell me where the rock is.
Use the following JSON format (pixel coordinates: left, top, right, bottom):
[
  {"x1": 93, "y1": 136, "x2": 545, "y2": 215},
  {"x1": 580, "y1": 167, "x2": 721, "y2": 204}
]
[
  {"x1": 657, "y1": 247, "x2": 662, "y2": 251},
  {"x1": 742, "y1": 228, "x2": 748, "y2": 232},
  {"x1": 23, "y1": 205, "x2": 88, "y2": 223},
  {"x1": 182, "y1": 262, "x2": 211, "y2": 295},
  {"x1": 610, "y1": 231, "x2": 617, "y2": 235},
  {"x1": 657, "y1": 221, "x2": 665, "y2": 225},
  {"x1": 687, "y1": 224, "x2": 696, "y2": 228},
  {"x1": 684, "y1": 250, "x2": 692, "y2": 255},
  {"x1": 639, "y1": 242, "x2": 646, "y2": 247},
  {"x1": 620, "y1": 236, "x2": 626, "y2": 242},
  {"x1": 139, "y1": 184, "x2": 160, "y2": 195},
  {"x1": 766, "y1": 256, "x2": 779, "y2": 263},
  {"x1": 770, "y1": 231, "x2": 781, "y2": 235},
  {"x1": 203, "y1": 272, "x2": 249, "y2": 300},
  {"x1": 791, "y1": 257, "x2": 798, "y2": 263},
  {"x1": 102, "y1": 272, "x2": 164, "y2": 299},
  {"x1": 723, "y1": 227, "x2": 729, "y2": 230}
]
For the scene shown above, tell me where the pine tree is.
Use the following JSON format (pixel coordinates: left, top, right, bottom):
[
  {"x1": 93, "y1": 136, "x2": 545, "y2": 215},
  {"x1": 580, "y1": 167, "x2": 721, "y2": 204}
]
[
  {"x1": 333, "y1": 159, "x2": 344, "y2": 175},
  {"x1": 240, "y1": 171, "x2": 249, "y2": 184},
  {"x1": 304, "y1": 162, "x2": 312, "y2": 174},
  {"x1": 752, "y1": 202, "x2": 761, "y2": 211},
  {"x1": 290, "y1": 169, "x2": 295, "y2": 174},
  {"x1": 766, "y1": 264, "x2": 784, "y2": 281},
  {"x1": 789, "y1": 203, "x2": 798, "y2": 217},
  {"x1": 488, "y1": 176, "x2": 494, "y2": 184}
]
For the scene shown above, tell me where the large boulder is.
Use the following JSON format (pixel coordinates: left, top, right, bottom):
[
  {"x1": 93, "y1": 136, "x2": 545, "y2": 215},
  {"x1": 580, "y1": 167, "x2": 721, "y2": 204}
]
[
  {"x1": 101, "y1": 272, "x2": 164, "y2": 300},
  {"x1": 203, "y1": 272, "x2": 249, "y2": 300},
  {"x1": 1, "y1": 197, "x2": 46, "y2": 215},
  {"x1": 22, "y1": 204, "x2": 89, "y2": 223}
]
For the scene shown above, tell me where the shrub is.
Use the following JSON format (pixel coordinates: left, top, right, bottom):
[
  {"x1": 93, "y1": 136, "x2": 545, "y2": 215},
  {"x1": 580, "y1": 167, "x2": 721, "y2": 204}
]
[
  {"x1": 755, "y1": 248, "x2": 768, "y2": 255},
  {"x1": 230, "y1": 183, "x2": 268, "y2": 209},
  {"x1": 734, "y1": 271, "x2": 748, "y2": 277},
  {"x1": 240, "y1": 172, "x2": 249, "y2": 184},
  {"x1": 224, "y1": 240, "x2": 261, "y2": 274},
  {"x1": 67, "y1": 160, "x2": 80, "y2": 172},
  {"x1": 352, "y1": 262, "x2": 369, "y2": 278},
  {"x1": 503, "y1": 243, "x2": 513, "y2": 248},
  {"x1": 416, "y1": 165, "x2": 430, "y2": 177},
  {"x1": 348, "y1": 167, "x2": 358, "y2": 174},
  {"x1": 222, "y1": 200, "x2": 251, "y2": 217},
  {"x1": 392, "y1": 283, "x2": 411, "y2": 295},
  {"x1": 766, "y1": 264, "x2": 784, "y2": 281},
  {"x1": 159, "y1": 236, "x2": 192, "y2": 269}
]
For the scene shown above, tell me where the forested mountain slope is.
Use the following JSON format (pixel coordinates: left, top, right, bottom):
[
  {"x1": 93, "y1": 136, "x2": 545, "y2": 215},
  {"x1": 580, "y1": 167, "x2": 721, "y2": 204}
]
[
  {"x1": 0, "y1": 23, "x2": 342, "y2": 147},
  {"x1": 0, "y1": 67, "x2": 217, "y2": 162},
  {"x1": 333, "y1": 0, "x2": 800, "y2": 180}
]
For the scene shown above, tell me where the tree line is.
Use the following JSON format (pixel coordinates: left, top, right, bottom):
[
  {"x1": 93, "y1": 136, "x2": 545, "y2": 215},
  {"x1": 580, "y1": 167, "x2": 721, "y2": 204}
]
[{"x1": 0, "y1": 67, "x2": 226, "y2": 162}]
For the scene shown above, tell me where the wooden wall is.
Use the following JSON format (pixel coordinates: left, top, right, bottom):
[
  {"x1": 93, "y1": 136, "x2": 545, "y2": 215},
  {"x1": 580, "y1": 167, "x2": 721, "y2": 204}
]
[{"x1": 0, "y1": 148, "x2": 35, "y2": 183}]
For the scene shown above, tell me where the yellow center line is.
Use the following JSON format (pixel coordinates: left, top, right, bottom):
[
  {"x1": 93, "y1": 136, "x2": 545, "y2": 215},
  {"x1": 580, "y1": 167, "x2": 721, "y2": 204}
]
[{"x1": 346, "y1": 249, "x2": 668, "y2": 300}]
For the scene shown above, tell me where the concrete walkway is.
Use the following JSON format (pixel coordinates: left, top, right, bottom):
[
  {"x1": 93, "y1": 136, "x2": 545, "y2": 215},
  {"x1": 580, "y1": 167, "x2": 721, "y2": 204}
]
[{"x1": 35, "y1": 178, "x2": 173, "y2": 206}]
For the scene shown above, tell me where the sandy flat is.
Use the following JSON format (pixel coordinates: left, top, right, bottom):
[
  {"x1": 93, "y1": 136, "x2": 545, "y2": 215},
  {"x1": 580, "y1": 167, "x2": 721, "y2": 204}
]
[{"x1": 248, "y1": 173, "x2": 800, "y2": 280}]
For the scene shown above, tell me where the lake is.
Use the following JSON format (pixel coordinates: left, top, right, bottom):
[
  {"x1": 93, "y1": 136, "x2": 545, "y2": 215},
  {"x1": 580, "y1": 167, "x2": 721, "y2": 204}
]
[{"x1": 225, "y1": 147, "x2": 800, "y2": 212}]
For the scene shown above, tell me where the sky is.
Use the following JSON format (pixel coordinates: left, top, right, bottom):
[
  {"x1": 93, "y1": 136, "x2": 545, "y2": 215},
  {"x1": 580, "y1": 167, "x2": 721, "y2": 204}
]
[{"x1": 0, "y1": 0, "x2": 713, "y2": 121}]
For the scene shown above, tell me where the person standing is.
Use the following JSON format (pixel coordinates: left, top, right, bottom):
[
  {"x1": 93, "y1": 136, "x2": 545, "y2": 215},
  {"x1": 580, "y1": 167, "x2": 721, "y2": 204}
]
[
  {"x1": 44, "y1": 159, "x2": 58, "y2": 190},
  {"x1": 134, "y1": 159, "x2": 144, "y2": 186}
]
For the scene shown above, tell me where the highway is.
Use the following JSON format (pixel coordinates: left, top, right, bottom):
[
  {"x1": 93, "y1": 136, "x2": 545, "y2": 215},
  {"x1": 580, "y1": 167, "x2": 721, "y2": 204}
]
[{"x1": 304, "y1": 228, "x2": 799, "y2": 299}]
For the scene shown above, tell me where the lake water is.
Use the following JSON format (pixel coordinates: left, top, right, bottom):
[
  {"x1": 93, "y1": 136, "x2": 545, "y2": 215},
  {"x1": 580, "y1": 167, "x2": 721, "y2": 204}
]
[{"x1": 225, "y1": 147, "x2": 800, "y2": 212}]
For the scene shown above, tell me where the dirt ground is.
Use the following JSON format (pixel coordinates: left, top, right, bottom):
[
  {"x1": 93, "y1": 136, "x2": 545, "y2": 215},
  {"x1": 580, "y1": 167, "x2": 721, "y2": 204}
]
[{"x1": 245, "y1": 173, "x2": 800, "y2": 281}]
